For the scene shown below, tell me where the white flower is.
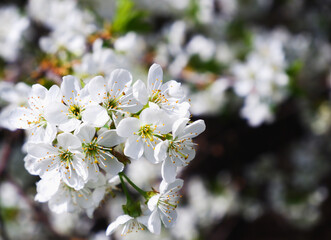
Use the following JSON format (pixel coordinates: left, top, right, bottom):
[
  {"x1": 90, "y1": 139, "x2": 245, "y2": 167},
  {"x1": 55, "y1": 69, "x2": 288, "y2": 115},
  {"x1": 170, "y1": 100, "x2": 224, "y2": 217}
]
[
  {"x1": 88, "y1": 69, "x2": 142, "y2": 119},
  {"x1": 39, "y1": 30, "x2": 86, "y2": 56},
  {"x1": 114, "y1": 32, "x2": 146, "y2": 58},
  {"x1": 155, "y1": 118, "x2": 206, "y2": 183},
  {"x1": 74, "y1": 124, "x2": 124, "y2": 182},
  {"x1": 28, "y1": 0, "x2": 96, "y2": 35},
  {"x1": 10, "y1": 84, "x2": 60, "y2": 143},
  {"x1": 45, "y1": 75, "x2": 108, "y2": 132},
  {"x1": 35, "y1": 172, "x2": 106, "y2": 217},
  {"x1": 186, "y1": 35, "x2": 216, "y2": 61},
  {"x1": 106, "y1": 214, "x2": 148, "y2": 236},
  {"x1": 241, "y1": 94, "x2": 274, "y2": 127},
  {"x1": 0, "y1": 6, "x2": 29, "y2": 61},
  {"x1": 27, "y1": 133, "x2": 87, "y2": 190},
  {"x1": 189, "y1": 78, "x2": 229, "y2": 116},
  {"x1": 73, "y1": 39, "x2": 128, "y2": 81},
  {"x1": 116, "y1": 105, "x2": 171, "y2": 163},
  {"x1": 133, "y1": 64, "x2": 190, "y2": 120},
  {"x1": 0, "y1": 82, "x2": 31, "y2": 130},
  {"x1": 147, "y1": 179, "x2": 184, "y2": 234}
]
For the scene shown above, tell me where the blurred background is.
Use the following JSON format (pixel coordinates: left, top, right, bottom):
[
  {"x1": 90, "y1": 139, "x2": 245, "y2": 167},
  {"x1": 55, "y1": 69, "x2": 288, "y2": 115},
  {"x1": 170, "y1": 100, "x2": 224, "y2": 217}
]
[{"x1": 1, "y1": 0, "x2": 331, "y2": 239}]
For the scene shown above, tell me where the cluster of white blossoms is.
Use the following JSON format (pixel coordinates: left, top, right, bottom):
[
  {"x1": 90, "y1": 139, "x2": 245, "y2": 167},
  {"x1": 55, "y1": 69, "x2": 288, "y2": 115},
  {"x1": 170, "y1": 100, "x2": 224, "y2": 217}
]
[
  {"x1": 10, "y1": 63, "x2": 205, "y2": 236},
  {"x1": 0, "y1": 5, "x2": 29, "y2": 62},
  {"x1": 232, "y1": 33, "x2": 289, "y2": 126}
]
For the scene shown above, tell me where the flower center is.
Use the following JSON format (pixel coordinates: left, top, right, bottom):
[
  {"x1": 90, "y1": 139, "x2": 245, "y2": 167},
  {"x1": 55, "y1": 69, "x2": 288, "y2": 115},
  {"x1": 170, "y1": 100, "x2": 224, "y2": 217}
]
[
  {"x1": 105, "y1": 97, "x2": 118, "y2": 111},
  {"x1": 169, "y1": 140, "x2": 188, "y2": 160},
  {"x1": 83, "y1": 140, "x2": 99, "y2": 157},
  {"x1": 28, "y1": 114, "x2": 47, "y2": 128},
  {"x1": 150, "y1": 90, "x2": 168, "y2": 105},
  {"x1": 138, "y1": 124, "x2": 155, "y2": 141},
  {"x1": 58, "y1": 149, "x2": 73, "y2": 169},
  {"x1": 69, "y1": 104, "x2": 82, "y2": 119}
]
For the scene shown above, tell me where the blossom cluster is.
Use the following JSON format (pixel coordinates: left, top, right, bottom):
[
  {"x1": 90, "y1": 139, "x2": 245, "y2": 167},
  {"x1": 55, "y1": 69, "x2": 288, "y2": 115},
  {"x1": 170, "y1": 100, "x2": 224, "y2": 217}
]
[{"x1": 10, "y1": 63, "x2": 205, "y2": 236}]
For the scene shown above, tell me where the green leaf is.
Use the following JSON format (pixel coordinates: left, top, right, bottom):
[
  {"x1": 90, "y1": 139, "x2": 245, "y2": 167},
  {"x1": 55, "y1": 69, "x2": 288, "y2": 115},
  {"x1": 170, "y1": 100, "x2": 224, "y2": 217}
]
[{"x1": 112, "y1": 0, "x2": 150, "y2": 34}]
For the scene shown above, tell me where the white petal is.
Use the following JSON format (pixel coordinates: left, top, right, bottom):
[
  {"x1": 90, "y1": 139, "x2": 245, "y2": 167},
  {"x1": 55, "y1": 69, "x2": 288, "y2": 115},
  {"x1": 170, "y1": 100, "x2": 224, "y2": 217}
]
[
  {"x1": 124, "y1": 135, "x2": 144, "y2": 159},
  {"x1": 92, "y1": 186, "x2": 106, "y2": 206},
  {"x1": 108, "y1": 69, "x2": 132, "y2": 98},
  {"x1": 74, "y1": 123, "x2": 96, "y2": 143},
  {"x1": 24, "y1": 155, "x2": 40, "y2": 175},
  {"x1": 72, "y1": 157, "x2": 88, "y2": 181},
  {"x1": 44, "y1": 102, "x2": 68, "y2": 124},
  {"x1": 144, "y1": 139, "x2": 161, "y2": 164},
  {"x1": 148, "y1": 210, "x2": 161, "y2": 234},
  {"x1": 82, "y1": 104, "x2": 110, "y2": 127},
  {"x1": 147, "y1": 64, "x2": 163, "y2": 92},
  {"x1": 99, "y1": 154, "x2": 124, "y2": 175},
  {"x1": 147, "y1": 194, "x2": 160, "y2": 211},
  {"x1": 160, "y1": 179, "x2": 184, "y2": 194},
  {"x1": 160, "y1": 209, "x2": 177, "y2": 228},
  {"x1": 88, "y1": 76, "x2": 107, "y2": 103},
  {"x1": 182, "y1": 119, "x2": 206, "y2": 138},
  {"x1": 106, "y1": 215, "x2": 133, "y2": 236},
  {"x1": 45, "y1": 85, "x2": 61, "y2": 103},
  {"x1": 154, "y1": 140, "x2": 169, "y2": 163},
  {"x1": 44, "y1": 124, "x2": 57, "y2": 143},
  {"x1": 161, "y1": 159, "x2": 177, "y2": 183},
  {"x1": 61, "y1": 75, "x2": 81, "y2": 105},
  {"x1": 97, "y1": 129, "x2": 125, "y2": 147},
  {"x1": 57, "y1": 133, "x2": 82, "y2": 149},
  {"x1": 27, "y1": 143, "x2": 57, "y2": 158},
  {"x1": 31, "y1": 84, "x2": 47, "y2": 99},
  {"x1": 10, "y1": 107, "x2": 33, "y2": 129},
  {"x1": 172, "y1": 118, "x2": 189, "y2": 139},
  {"x1": 133, "y1": 79, "x2": 148, "y2": 105},
  {"x1": 116, "y1": 117, "x2": 140, "y2": 137},
  {"x1": 58, "y1": 118, "x2": 81, "y2": 132},
  {"x1": 48, "y1": 191, "x2": 72, "y2": 214},
  {"x1": 35, "y1": 173, "x2": 61, "y2": 202}
]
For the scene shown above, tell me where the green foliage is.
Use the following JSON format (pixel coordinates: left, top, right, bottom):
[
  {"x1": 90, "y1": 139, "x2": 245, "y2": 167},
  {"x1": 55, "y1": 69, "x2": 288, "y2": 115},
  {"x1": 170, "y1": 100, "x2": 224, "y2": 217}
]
[
  {"x1": 186, "y1": 0, "x2": 200, "y2": 22},
  {"x1": 226, "y1": 20, "x2": 253, "y2": 60},
  {"x1": 0, "y1": 206, "x2": 19, "y2": 221},
  {"x1": 112, "y1": 0, "x2": 150, "y2": 34},
  {"x1": 286, "y1": 60, "x2": 304, "y2": 96},
  {"x1": 188, "y1": 54, "x2": 225, "y2": 74}
]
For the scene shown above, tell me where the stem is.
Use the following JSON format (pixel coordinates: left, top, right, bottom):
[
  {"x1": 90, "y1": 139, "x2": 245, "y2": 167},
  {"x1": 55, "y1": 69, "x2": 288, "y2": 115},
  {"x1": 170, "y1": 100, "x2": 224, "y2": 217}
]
[
  {"x1": 119, "y1": 172, "x2": 148, "y2": 199},
  {"x1": 119, "y1": 173, "x2": 132, "y2": 204}
]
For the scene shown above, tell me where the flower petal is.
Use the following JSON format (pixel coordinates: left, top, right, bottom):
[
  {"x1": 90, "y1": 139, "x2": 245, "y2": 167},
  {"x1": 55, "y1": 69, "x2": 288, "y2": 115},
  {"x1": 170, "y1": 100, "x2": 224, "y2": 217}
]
[
  {"x1": 35, "y1": 173, "x2": 61, "y2": 202},
  {"x1": 147, "y1": 194, "x2": 160, "y2": 211},
  {"x1": 45, "y1": 102, "x2": 69, "y2": 125},
  {"x1": 147, "y1": 63, "x2": 163, "y2": 93},
  {"x1": 124, "y1": 135, "x2": 144, "y2": 159},
  {"x1": 57, "y1": 132, "x2": 82, "y2": 149},
  {"x1": 99, "y1": 154, "x2": 124, "y2": 175},
  {"x1": 172, "y1": 118, "x2": 189, "y2": 139},
  {"x1": 106, "y1": 215, "x2": 133, "y2": 236},
  {"x1": 61, "y1": 75, "x2": 81, "y2": 105},
  {"x1": 161, "y1": 159, "x2": 177, "y2": 183},
  {"x1": 108, "y1": 69, "x2": 132, "y2": 98},
  {"x1": 74, "y1": 123, "x2": 96, "y2": 143},
  {"x1": 116, "y1": 117, "x2": 140, "y2": 137},
  {"x1": 160, "y1": 179, "x2": 184, "y2": 194},
  {"x1": 58, "y1": 118, "x2": 81, "y2": 132},
  {"x1": 133, "y1": 79, "x2": 148, "y2": 105},
  {"x1": 82, "y1": 104, "x2": 110, "y2": 127},
  {"x1": 88, "y1": 76, "x2": 107, "y2": 103},
  {"x1": 154, "y1": 140, "x2": 169, "y2": 163},
  {"x1": 182, "y1": 119, "x2": 206, "y2": 139},
  {"x1": 148, "y1": 210, "x2": 161, "y2": 234},
  {"x1": 160, "y1": 209, "x2": 177, "y2": 228},
  {"x1": 97, "y1": 129, "x2": 125, "y2": 147}
]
